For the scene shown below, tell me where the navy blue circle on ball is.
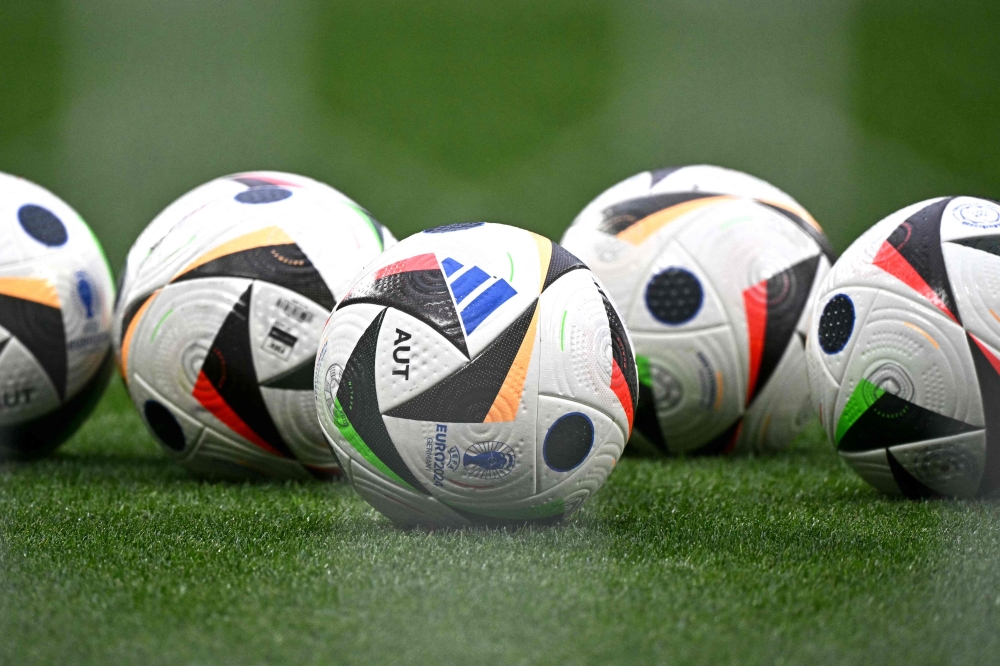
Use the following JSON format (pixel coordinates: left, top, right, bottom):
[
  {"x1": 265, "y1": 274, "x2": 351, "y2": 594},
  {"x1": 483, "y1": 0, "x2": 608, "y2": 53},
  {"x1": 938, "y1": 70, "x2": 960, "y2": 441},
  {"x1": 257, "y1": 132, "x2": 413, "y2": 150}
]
[
  {"x1": 423, "y1": 222, "x2": 484, "y2": 233},
  {"x1": 235, "y1": 187, "x2": 292, "y2": 204},
  {"x1": 818, "y1": 294, "x2": 854, "y2": 354},
  {"x1": 144, "y1": 400, "x2": 186, "y2": 451},
  {"x1": 645, "y1": 267, "x2": 703, "y2": 325},
  {"x1": 543, "y1": 412, "x2": 594, "y2": 472},
  {"x1": 18, "y1": 204, "x2": 67, "y2": 246}
]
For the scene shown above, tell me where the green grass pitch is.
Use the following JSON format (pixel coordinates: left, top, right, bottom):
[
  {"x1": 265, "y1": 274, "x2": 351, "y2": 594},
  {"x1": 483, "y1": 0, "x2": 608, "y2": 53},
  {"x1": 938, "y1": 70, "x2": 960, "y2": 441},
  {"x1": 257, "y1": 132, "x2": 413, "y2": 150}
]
[{"x1": 2, "y1": 379, "x2": 999, "y2": 665}]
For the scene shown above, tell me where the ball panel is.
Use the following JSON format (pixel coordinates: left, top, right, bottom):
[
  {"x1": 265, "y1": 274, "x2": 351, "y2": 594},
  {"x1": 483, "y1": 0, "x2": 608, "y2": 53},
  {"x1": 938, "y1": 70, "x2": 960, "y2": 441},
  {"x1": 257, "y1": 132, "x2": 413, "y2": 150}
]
[
  {"x1": 943, "y1": 242, "x2": 1000, "y2": 353},
  {"x1": 259, "y1": 386, "x2": 333, "y2": 474},
  {"x1": 888, "y1": 432, "x2": 986, "y2": 498},
  {"x1": 832, "y1": 289, "x2": 982, "y2": 446},
  {"x1": 534, "y1": 394, "x2": 623, "y2": 495},
  {"x1": 938, "y1": 196, "x2": 1000, "y2": 243},
  {"x1": 130, "y1": 373, "x2": 206, "y2": 455},
  {"x1": 631, "y1": 326, "x2": 744, "y2": 453},
  {"x1": 809, "y1": 286, "x2": 881, "y2": 385},
  {"x1": 739, "y1": 335, "x2": 814, "y2": 454},
  {"x1": 839, "y1": 448, "x2": 901, "y2": 496},
  {"x1": 372, "y1": 306, "x2": 482, "y2": 414},
  {"x1": 188, "y1": 426, "x2": 310, "y2": 481},
  {"x1": 625, "y1": 241, "x2": 729, "y2": 334},
  {"x1": 248, "y1": 281, "x2": 326, "y2": 386},
  {"x1": 0, "y1": 336, "x2": 60, "y2": 426}
]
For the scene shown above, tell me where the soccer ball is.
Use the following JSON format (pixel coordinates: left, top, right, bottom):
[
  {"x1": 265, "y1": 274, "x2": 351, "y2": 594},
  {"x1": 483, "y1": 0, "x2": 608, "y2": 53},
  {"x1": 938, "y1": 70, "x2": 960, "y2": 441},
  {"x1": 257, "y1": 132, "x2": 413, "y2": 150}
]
[
  {"x1": 0, "y1": 172, "x2": 115, "y2": 460},
  {"x1": 561, "y1": 165, "x2": 835, "y2": 454},
  {"x1": 114, "y1": 171, "x2": 360, "y2": 349},
  {"x1": 315, "y1": 222, "x2": 638, "y2": 528},
  {"x1": 806, "y1": 196, "x2": 1000, "y2": 498},
  {"x1": 116, "y1": 178, "x2": 395, "y2": 479}
]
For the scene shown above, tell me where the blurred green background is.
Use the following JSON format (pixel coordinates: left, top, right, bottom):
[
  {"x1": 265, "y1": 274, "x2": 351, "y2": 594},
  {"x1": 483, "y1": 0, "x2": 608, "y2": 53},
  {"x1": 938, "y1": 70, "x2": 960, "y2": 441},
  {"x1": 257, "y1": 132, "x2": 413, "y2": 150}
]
[{"x1": 1, "y1": 0, "x2": 998, "y2": 271}]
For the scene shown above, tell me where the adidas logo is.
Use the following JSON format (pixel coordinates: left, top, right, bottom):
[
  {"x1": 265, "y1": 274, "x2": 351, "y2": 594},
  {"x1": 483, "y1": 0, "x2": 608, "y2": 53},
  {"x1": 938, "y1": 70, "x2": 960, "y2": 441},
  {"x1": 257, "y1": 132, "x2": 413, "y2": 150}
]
[{"x1": 441, "y1": 257, "x2": 516, "y2": 334}]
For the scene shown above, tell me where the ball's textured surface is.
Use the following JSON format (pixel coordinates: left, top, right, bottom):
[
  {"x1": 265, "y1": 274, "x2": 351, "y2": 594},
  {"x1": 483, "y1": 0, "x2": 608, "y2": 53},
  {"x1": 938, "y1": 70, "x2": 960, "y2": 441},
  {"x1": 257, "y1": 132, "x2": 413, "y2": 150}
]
[
  {"x1": 561, "y1": 165, "x2": 834, "y2": 454},
  {"x1": 806, "y1": 196, "x2": 1000, "y2": 498},
  {"x1": 0, "y1": 172, "x2": 115, "y2": 460},
  {"x1": 315, "y1": 222, "x2": 638, "y2": 528},
  {"x1": 116, "y1": 176, "x2": 394, "y2": 479}
]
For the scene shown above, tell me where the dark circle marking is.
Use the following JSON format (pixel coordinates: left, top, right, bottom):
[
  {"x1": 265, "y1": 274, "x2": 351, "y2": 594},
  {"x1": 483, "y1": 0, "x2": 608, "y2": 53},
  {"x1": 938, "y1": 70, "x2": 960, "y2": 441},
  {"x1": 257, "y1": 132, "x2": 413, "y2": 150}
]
[
  {"x1": 18, "y1": 205, "x2": 67, "y2": 246},
  {"x1": 234, "y1": 187, "x2": 292, "y2": 204},
  {"x1": 543, "y1": 412, "x2": 594, "y2": 472},
  {"x1": 423, "y1": 222, "x2": 484, "y2": 233},
  {"x1": 144, "y1": 400, "x2": 186, "y2": 451},
  {"x1": 645, "y1": 267, "x2": 703, "y2": 325},
  {"x1": 818, "y1": 294, "x2": 855, "y2": 354}
]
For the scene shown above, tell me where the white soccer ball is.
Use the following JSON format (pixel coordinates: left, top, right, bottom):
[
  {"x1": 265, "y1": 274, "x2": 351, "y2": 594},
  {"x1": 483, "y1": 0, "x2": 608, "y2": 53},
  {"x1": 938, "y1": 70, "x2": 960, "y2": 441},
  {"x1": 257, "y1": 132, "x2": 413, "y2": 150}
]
[
  {"x1": 315, "y1": 222, "x2": 638, "y2": 528},
  {"x1": 116, "y1": 177, "x2": 395, "y2": 479},
  {"x1": 561, "y1": 165, "x2": 834, "y2": 454},
  {"x1": 0, "y1": 172, "x2": 115, "y2": 460},
  {"x1": 805, "y1": 196, "x2": 1000, "y2": 498}
]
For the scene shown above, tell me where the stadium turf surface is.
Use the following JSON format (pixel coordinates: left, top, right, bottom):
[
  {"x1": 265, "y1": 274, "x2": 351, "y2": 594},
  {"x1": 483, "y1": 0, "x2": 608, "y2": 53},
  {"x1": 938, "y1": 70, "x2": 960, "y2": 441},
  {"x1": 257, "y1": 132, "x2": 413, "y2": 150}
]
[{"x1": 2, "y1": 379, "x2": 999, "y2": 664}]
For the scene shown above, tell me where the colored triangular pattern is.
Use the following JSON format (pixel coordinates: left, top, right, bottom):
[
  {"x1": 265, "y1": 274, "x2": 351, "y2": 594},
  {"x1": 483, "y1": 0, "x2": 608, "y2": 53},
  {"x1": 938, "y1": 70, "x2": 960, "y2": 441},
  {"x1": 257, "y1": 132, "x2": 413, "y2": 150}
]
[
  {"x1": 260, "y1": 356, "x2": 315, "y2": 391},
  {"x1": 886, "y1": 448, "x2": 940, "y2": 499},
  {"x1": 119, "y1": 290, "x2": 157, "y2": 347},
  {"x1": 837, "y1": 386, "x2": 978, "y2": 453},
  {"x1": 192, "y1": 285, "x2": 294, "y2": 458},
  {"x1": 335, "y1": 308, "x2": 428, "y2": 493},
  {"x1": 873, "y1": 197, "x2": 961, "y2": 324},
  {"x1": 120, "y1": 290, "x2": 160, "y2": 379},
  {"x1": 597, "y1": 283, "x2": 638, "y2": 432},
  {"x1": 0, "y1": 291, "x2": 66, "y2": 400},
  {"x1": 341, "y1": 254, "x2": 469, "y2": 357},
  {"x1": 758, "y1": 203, "x2": 837, "y2": 262},
  {"x1": 744, "y1": 255, "x2": 821, "y2": 404},
  {"x1": 967, "y1": 334, "x2": 1000, "y2": 495},
  {"x1": 690, "y1": 419, "x2": 742, "y2": 456},
  {"x1": 484, "y1": 304, "x2": 539, "y2": 423},
  {"x1": 384, "y1": 300, "x2": 538, "y2": 423},
  {"x1": 172, "y1": 241, "x2": 335, "y2": 310}
]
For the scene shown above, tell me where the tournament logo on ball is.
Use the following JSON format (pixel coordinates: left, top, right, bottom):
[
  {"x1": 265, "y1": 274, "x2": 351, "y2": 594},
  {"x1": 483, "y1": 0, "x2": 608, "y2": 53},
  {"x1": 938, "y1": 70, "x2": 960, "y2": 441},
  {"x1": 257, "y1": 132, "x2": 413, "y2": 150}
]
[
  {"x1": 954, "y1": 202, "x2": 1000, "y2": 228},
  {"x1": 462, "y1": 441, "x2": 516, "y2": 480}
]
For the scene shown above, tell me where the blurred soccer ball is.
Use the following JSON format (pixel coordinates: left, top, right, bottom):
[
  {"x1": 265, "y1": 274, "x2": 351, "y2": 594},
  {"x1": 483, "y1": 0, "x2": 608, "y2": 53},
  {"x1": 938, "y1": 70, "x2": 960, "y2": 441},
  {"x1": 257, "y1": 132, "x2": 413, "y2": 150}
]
[
  {"x1": 806, "y1": 196, "x2": 1000, "y2": 498},
  {"x1": 315, "y1": 222, "x2": 638, "y2": 527},
  {"x1": 116, "y1": 175, "x2": 394, "y2": 479},
  {"x1": 0, "y1": 172, "x2": 114, "y2": 460},
  {"x1": 562, "y1": 165, "x2": 834, "y2": 454}
]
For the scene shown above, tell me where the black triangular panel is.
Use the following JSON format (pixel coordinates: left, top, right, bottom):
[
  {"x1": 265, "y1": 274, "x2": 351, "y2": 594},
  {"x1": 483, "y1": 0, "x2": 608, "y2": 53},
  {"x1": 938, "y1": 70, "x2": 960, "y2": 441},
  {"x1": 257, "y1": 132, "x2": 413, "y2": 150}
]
[
  {"x1": 752, "y1": 254, "x2": 821, "y2": 403},
  {"x1": 759, "y1": 203, "x2": 837, "y2": 263},
  {"x1": 119, "y1": 291, "x2": 155, "y2": 346},
  {"x1": 0, "y1": 293, "x2": 65, "y2": 400},
  {"x1": 542, "y1": 241, "x2": 587, "y2": 291},
  {"x1": 597, "y1": 192, "x2": 718, "y2": 235},
  {"x1": 597, "y1": 284, "x2": 638, "y2": 415},
  {"x1": 885, "y1": 197, "x2": 960, "y2": 324},
  {"x1": 951, "y1": 235, "x2": 1000, "y2": 258},
  {"x1": 337, "y1": 308, "x2": 428, "y2": 494},
  {"x1": 886, "y1": 448, "x2": 940, "y2": 499},
  {"x1": 384, "y1": 300, "x2": 537, "y2": 422},
  {"x1": 967, "y1": 335, "x2": 1000, "y2": 495},
  {"x1": 339, "y1": 267, "x2": 469, "y2": 358},
  {"x1": 199, "y1": 285, "x2": 294, "y2": 458},
  {"x1": 0, "y1": 338, "x2": 8, "y2": 359},
  {"x1": 260, "y1": 356, "x2": 315, "y2": 391},
  {"x1": 173, "y1": 244, "x2": 335, "y2": 310},
  {"x1": 838, "y1": 391, "x2": 978, "y2": 453}
]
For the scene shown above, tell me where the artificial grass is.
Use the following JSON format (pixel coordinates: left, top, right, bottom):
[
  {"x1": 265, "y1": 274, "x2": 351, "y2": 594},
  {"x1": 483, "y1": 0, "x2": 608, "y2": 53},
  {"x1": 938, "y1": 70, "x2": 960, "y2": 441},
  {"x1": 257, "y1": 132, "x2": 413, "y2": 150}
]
[{"x1": 2, "y1": 379, "x2": 998, "y2": 665}]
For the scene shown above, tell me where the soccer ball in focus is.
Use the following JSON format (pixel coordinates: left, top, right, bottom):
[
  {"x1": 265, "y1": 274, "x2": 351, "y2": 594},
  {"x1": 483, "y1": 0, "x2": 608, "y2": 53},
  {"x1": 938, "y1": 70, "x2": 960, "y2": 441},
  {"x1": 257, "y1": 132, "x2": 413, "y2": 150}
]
[
  {"x1": 0, "y1": 172, "x2": 115, "y2": 460},
  {"x1": 116, "y1": 179, "x2": 394, "y2": 479},
  {"x1": 561, "y1": 165, "x2": 835, "y2": 454},
  {"x1": 315, "y1": 222, "x2": 638, "y2": 528},
  {"x1": 806, "y1": 196, "x2": 1000, "y2": 498}
]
